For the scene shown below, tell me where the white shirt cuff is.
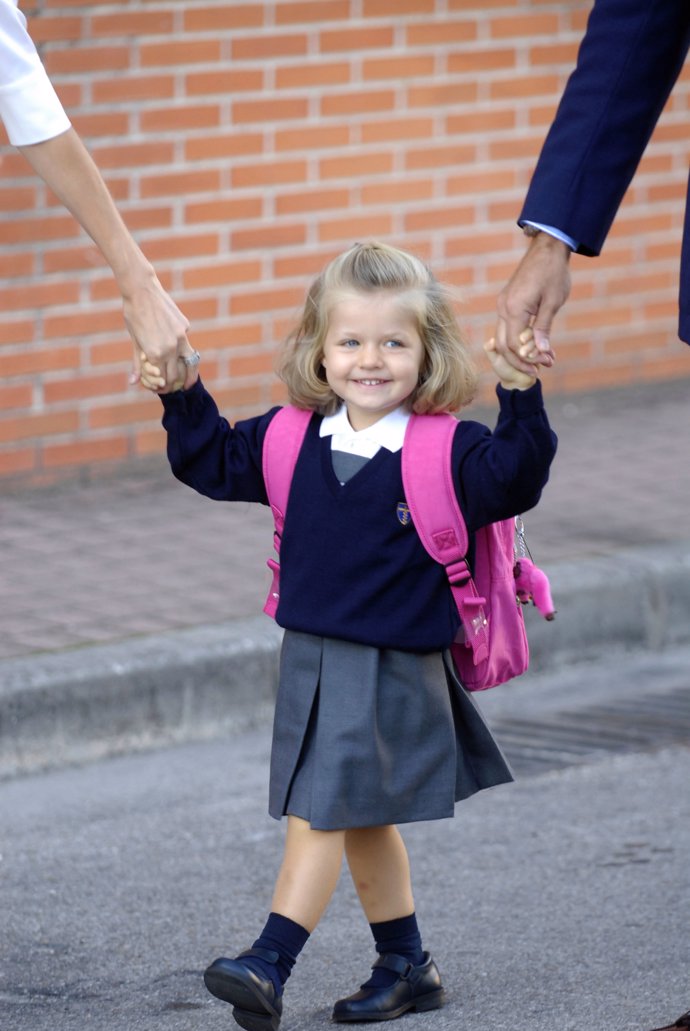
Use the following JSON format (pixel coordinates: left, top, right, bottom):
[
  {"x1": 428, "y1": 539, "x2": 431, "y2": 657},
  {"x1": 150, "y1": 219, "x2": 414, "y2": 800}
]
[
  {"x1": 0, "y1": 66, "x2": 71, "y2": 145},
  {"x1": 520, "y1": 221, "x2": 578, "y2": 251}
]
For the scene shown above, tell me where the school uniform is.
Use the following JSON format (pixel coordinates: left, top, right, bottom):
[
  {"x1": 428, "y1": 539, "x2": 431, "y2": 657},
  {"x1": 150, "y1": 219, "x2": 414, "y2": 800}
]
[{"x1": 160, "y1": 379, "x2": 557, "y2": 831}]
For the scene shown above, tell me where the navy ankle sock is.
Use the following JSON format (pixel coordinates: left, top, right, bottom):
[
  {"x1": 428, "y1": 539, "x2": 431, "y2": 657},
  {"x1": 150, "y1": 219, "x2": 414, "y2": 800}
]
[
  {"x1": 239, "y1": 912, "x2": 310, "y2": 997},
  {"x1": 364, "y1": 913, "x2": 424, "y2": 989}
]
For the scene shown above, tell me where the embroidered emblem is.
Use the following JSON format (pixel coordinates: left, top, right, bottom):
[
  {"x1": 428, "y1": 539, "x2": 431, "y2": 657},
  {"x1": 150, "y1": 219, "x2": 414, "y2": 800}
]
[{"x1": 396, "y1": 502, "x2": 411, "y2": 526}]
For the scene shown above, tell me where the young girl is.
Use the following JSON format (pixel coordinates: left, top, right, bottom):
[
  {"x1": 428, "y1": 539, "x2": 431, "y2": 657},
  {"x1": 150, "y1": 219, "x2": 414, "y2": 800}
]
[{"x1": 142, "y1": 241, "x2": 556, "y2": 1031}]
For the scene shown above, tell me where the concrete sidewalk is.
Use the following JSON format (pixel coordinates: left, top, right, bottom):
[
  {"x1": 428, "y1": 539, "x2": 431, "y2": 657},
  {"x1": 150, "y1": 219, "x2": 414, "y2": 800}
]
[{"x1": 1, "y1": 377, "x2": 689, "y2": 777}]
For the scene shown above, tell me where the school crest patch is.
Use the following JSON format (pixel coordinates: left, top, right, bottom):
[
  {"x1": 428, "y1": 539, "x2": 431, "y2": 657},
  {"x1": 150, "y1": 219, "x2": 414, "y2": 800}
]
[{"x1": 396, "y1": 501, "x2": 411, "y2": 526}]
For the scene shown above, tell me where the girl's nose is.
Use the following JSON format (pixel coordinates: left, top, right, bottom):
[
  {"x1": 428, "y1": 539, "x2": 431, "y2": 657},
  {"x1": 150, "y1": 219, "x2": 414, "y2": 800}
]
[{"x1": 359, "y1": 342, "x2": 382, "y2": 366}]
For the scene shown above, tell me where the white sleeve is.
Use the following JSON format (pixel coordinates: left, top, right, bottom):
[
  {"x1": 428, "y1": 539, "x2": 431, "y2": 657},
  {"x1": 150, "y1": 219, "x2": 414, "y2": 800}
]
[{"x1": 0, "y1": 0, "x2": 71, "y2": 145}]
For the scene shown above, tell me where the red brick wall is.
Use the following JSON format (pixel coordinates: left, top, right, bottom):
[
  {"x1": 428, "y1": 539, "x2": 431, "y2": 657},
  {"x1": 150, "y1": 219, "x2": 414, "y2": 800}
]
[{"x1": 1, "y1": 1, "x2": 689, "y2": 483}]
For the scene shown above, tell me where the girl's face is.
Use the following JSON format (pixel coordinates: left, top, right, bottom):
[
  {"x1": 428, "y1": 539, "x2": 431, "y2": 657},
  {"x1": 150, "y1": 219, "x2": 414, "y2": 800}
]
[{"x1": 321, "y1": 290, "x2": 425, "y2": 430}]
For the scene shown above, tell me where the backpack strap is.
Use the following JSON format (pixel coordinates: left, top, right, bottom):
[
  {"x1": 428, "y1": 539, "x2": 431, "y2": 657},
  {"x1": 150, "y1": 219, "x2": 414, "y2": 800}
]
[
  {"x1": 261, "y1": 405, "x2": 312, "y2": 617},
  {"x1": 402, "y1": 412, "x2": 490, "y2": 666}
]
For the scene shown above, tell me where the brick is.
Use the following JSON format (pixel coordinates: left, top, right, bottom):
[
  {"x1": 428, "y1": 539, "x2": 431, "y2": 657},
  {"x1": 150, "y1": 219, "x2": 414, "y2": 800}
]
[
  {"x1": 276, "y1": 1, "x2": 349, "y2": 24},
  {"x1": 229, "y1": 353, "x2": 277, "y2": 377},
  {"x1": 0, "y1": 281, "x2": 80, "y2": 312},
  {"x1": 363, "y1": 54, "x2": 436, "y2": 80},
  {"x1": 232, "y1": 34, "x2": 309, "y2": 61},
  {"x1": 92, "y1": 75, "x2": 175, "y2": 104},
  {"x1": 45, "y1": 45, "x2": 131, "y2": 75},
  {"x1": 184, "y1": 6, "x2": 264, "y2": 32},
  {"x1": 230, "y1": 285, "x2": 306, "y2": 316},
  {"x1": 361, "y1": 178, "x2": 434, "y2": 206},
  {"x1": 0, "y1": 252, "x2": 35, "y2": 277},
  {"x1": 405, "y1": 143, "x2": 476, "y2": 171},
  {"x1": 407, "y1": 82, "x2": 478, "y2": 109},
  {"x1": 183, "y1": 259, "x2": 263, "y2": 291},
  {"x1": 529, "y1": 42, "x2": 580, "y2": 66},
  {"x1": 185, "y1": 133, "x2": 265, "y2": 162},
  {"x1": 1, "y1": 216, "x2": 79, "y2": 245},
  {"x1": 363, "y1": 0, "x2": 435, "y2": 14},
  {"x1": 44, "y1": 370, "x2": 129, "y2": 405},
  {"x1": 404, "y1": 205, "x2": 475, "y2": 232},
  {"x1": 490, "y1": 13, "x2": 560, "y2": 37},
  {"x1": 136, "y1": 233, "x2": 221, "y2": 263},
  {"x1": 490, "y1": 74, "x2": 560, "y2": 100},
  {"x1": 318, "y1": 212, "x2": 393, "y2": 242},
  {"x1": 321, "y1": 90, "x2": 395, "y2": 117},
  {"x1": 406, "y1": 19, "x2": 477, "y2": 46},
  {"x1": 0, "y1": 410, "x2": 79, "y2": 444},
  {"x1": 43, "y1": 308, "x2": 123, "y2": 340},
  {"x1": 140, "y1": 40, "x2": 222, "y2": 68},
  {"x1": 320, "y1": 151, "x2": 394, "y2": 180},
  {"x1": 140, "y1": 105, "x2": 221, "y2": 133},
  {"x1": 26, "y1": 14, "x2": 83, "y2": 42},
  {"x1": 275, "y1": 124, "x2": 350, "y2": 152},
  {"x1": 446, "y1": 109, "x2": 516, "y2": 135},
  {"x1": 361, "y1": 116, "x2": 434, "y2": 144},
  {"x1": 446, "y1": 168, "x2": 517, "y2": 195},
  {"x1": 448, "y1": 49, "x2": 515, "y2": 74},
  {"x1": 0, "y1": 446, "x2": 35, "y2": 477},
  {"x1": 42, "y1": 434, "x2": 130, "y2": 470},
  {"x1": 140, "y1": 169, "x2": 221, "y2": 199},
  {"x1": 489, "y1": 135, "x2": 546, "y2": 161},
  {"x1": 0, "y1": 383, "x2": 33, "y2": 411},
  {"x1": 275, "y1": 61, "x2": 351, "y2": 90},
  {"x1": 186, "y1": 70, "x2": 265, "y2": 96},
  {"x1": 276, "y1": 186, "x2": 350, "y2": 215},
  {"x1": 70, "y1": 112, "x2": 130, "y2": 139},
  {"x1": 185, "y1": 196, "x2": 264, "y2": 223},
  {"x1": 91, "y1": 141, "x2": 175, "y2": 170},
  {"x1": 233, "y1": 97, "x2": 309, "y2": 123},
  {"x1": 91, "y1": 11, "x2": 175, "y2": 36},
  {"x1": 88, "y1": 397, "x2": 160, "y2": 430},
  {"x1": 273, "y1": 248, "x2": 341, "y2": 279},
  {"x1": 231, "y1": 160, "x2": 308, "y2": 188},
  {"x1": 0, "y1": 185, "x2": 36, "y2": 211},
  {"x1": 0, "y1": 320, "x2": 37, "y2": 347},
  {"x1": 231, "y1": 223, "x2": 307, "y2": 250},
  {"x1": 319, "y1": 26, "x2": 394, "y2": 52}
]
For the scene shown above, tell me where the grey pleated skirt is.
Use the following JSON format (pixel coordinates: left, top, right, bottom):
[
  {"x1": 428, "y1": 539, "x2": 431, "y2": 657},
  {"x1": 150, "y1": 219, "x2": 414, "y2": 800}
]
[{"x1": 268, "y1": 631, "x2": 513, "y2": 831}]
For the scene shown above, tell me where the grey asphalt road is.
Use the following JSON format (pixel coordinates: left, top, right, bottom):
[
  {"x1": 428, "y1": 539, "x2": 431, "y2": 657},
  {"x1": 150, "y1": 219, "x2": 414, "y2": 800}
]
[{"x1": 1, "y1": 646, "x2": 689, "y2": 1031}]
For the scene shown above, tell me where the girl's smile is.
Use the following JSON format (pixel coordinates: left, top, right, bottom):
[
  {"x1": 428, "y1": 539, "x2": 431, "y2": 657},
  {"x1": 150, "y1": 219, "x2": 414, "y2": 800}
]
[{"x1": 321, "y1": 290, "x2": 424, "y2": 430}]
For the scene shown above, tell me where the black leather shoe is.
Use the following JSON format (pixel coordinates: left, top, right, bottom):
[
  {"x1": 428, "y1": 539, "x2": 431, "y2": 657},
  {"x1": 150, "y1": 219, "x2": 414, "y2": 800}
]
[
  {"x1": 332, "y1": 952, "x2": 445, "y2": 1022},
  {"x1": 203, "y1": 947, "x2": 283, "y2": 1031}
]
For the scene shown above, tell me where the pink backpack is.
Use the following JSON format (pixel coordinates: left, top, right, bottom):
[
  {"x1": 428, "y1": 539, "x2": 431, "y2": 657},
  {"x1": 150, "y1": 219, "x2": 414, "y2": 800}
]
[{"x1": 262, "y1": 405, "x2": 542, "y2": 691}]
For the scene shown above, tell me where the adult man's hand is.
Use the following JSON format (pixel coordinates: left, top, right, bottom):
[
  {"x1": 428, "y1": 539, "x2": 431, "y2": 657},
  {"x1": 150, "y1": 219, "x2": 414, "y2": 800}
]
[{"x1": 495, "y1": 232, "x2": 571, "y2": 373}]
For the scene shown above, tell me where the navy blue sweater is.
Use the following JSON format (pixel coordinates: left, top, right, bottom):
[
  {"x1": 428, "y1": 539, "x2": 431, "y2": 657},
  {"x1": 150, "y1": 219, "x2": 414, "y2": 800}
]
[{"x1": 161, "y1": 380, "x2": 557, "y2": 652}]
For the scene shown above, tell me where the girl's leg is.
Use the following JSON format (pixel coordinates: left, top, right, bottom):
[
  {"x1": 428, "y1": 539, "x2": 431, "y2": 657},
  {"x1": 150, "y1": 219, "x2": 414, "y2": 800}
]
[
  {"x1": 271, "y1": 815, "x2": 346, "y2": 931},
  {"x1": 332, "y1": 825, "x2": 445, "y2": 1022},
  {"x1": 204, "y1": 816, "x2": 345, "y2": 1029},
  {"x1": 344, "y1": 824, "x2": 414, "y2": 923}
]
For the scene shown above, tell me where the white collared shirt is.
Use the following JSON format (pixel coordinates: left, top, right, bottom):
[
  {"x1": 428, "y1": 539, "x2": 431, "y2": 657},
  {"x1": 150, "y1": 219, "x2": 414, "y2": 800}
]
[
  {"x1": 0, "y1": 0, "x2": 71, "y2": 145},
  {"x1": 320, "y1": 404, "x2": 410, "y2": 458}
]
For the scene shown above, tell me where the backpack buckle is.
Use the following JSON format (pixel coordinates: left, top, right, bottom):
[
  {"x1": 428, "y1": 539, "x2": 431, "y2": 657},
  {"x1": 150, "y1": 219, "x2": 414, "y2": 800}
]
[{"x1": 446, "y1": 559, "x2": 471, "y2": 586}]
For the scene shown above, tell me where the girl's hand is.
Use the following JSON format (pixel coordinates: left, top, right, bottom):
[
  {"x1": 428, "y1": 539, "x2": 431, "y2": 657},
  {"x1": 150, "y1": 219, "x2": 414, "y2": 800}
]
[
  {"x1": 484, "y1": 330, "x2": 538, "y2": 391},
  {"x1": 139, "y1": 351, "x2": 197, "y2": 393}
]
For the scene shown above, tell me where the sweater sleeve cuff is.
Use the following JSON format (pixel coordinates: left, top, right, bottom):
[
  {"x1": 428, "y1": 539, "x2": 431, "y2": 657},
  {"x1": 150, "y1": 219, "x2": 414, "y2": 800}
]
[
  {"x1": 495, "y1": 379, "x2": 545, "y2": 416},
  {"x1": 158, "y1": 376, "x2": 206, "y2": 412}
]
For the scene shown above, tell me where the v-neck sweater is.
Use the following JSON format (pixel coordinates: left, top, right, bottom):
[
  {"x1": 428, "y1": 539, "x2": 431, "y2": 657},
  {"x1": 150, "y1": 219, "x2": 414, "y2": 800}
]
[{"x1": 161, "y1": 379, "x2": 557, "y2": 652}]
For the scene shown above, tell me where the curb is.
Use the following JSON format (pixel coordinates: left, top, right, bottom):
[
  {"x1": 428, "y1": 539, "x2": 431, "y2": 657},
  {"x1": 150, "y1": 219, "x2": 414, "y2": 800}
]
[{"x1": 2, "y1": 541, "x2": 689, "y2": 781}]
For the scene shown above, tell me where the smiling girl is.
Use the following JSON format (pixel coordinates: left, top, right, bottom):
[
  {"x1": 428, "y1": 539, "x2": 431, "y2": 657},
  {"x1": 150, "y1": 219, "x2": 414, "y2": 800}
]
[{"x1": 142, "y1": 241, "x2": 556, "y2": 1031}]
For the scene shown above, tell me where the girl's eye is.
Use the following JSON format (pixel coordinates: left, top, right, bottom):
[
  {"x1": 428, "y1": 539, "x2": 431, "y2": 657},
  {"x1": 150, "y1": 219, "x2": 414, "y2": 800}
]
[
  {"x1": 343, "y1": 339, "x2": 359, "y2": 348},
  {"x1": 385, "y1": 339, "x2": 403, "y2": 348}
]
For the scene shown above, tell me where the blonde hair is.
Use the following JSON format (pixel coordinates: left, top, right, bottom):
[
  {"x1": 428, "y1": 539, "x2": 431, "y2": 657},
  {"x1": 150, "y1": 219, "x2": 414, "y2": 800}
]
[{"x1": 278, "y1": 241, "x2": 477, "y2": 415}]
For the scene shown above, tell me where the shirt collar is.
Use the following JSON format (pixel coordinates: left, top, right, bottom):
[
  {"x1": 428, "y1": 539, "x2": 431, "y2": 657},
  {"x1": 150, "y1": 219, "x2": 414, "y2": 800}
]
[{"x1": 319, "y1": 404, "x2": 410, "y2": 453}]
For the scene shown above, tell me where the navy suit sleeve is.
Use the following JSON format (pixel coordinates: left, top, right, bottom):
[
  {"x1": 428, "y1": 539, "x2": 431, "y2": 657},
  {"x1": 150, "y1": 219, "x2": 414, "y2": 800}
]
[
  {"x1": 453, "y1": 380, "x2": 557, "y2": 532},
  {"x1": 159, "y1": 378, "x2": 278, "y2": 503},
  {"x1": 520, "y1": 0, "x2": 690, "y2": 256}
]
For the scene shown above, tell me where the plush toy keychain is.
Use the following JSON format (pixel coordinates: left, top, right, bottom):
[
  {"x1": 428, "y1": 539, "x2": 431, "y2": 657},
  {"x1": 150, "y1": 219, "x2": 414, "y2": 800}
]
[{"x1": 513, "y1": 517, "x2": 556, "y2": 621}]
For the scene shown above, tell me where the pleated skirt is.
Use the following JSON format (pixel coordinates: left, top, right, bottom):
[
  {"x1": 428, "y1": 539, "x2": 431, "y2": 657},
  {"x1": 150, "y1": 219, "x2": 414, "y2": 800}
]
[{"x1": 268, "y1": 631, "x2": 513, "y2": 831}]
